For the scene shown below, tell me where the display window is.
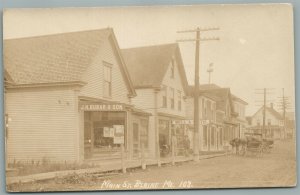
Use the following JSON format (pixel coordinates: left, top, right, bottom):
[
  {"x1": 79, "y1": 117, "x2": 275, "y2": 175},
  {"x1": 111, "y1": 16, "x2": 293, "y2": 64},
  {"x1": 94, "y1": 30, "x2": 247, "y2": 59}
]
[{"x1": 84, "y1": 111, "x2": 126, "y2": 158}]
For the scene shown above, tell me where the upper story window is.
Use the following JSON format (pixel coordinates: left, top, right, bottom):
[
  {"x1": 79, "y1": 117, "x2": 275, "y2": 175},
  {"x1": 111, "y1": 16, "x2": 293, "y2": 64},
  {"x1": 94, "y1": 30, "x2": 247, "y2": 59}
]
[
  {"x1": 103, "y1": 62, "x2": 112, "y2": 98},
  {"x1": 162, "y1": 85, "x2": 167, "y2": 108},
  {"x1": 177, "y1": 90, "x2": 182, "y2": 111},
  {"x1": 212, "y1": 102, "x2": 216, "y2": 121},
  {"x1": 170, "y1": 58, "x2": 175, "y2": 79},
  {"x1": 170, "y1": 87, "x2": 175, "y2": 109},
  {"x1": 257, "y1": 119, "x2": 261, "y2": 126},
  {"x1": 267, "y1": 119, "x2": 271, "y2": 126}
]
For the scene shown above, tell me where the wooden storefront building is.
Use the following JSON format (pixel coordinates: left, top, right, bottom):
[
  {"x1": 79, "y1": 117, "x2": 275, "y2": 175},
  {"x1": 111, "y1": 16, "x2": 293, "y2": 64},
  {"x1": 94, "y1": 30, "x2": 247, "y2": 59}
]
[
  {"x1": 4, "y1": 28, "x2": 151, "y2": 164},
  {"x1": 122, "y1": 43, "x2": 189, "y2": 158}
]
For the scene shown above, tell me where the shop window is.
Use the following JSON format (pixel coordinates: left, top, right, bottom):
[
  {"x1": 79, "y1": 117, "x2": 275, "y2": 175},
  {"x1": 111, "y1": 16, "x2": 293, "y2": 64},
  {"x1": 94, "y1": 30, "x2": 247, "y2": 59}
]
[
  {"x1": 177, "y1": 90, "x2": 182, "y2": 111},
  {"x1": 170, "y1": 87, "x2": 175, "y2": 109},
  {"x1": 162, "y1": 85, "x2": 167, "y2": 108},
  {"x1": 92, "y1": 112, "x2": 125, "y2": 149},
  {"x1": 140, "y1": 119, "x2": 149, "y2": 149},
  {"x1": 103, "y1": 62, "x2": 112, "y2": 97},
  {"x1": 84, "y1": 112, "x2": 92, "y2": 144}
]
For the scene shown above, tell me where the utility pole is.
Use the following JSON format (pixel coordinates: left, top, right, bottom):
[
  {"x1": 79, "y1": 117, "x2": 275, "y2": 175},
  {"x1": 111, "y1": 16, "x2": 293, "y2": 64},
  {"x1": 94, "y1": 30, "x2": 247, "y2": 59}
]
[
  {"x1": 277, "y1": 88, "x2": 292, "y2": 139},
  {"x1": 207, "y1": 63, "x2": 214, "y2": 84},
  {"x1": 177, "y1": 27, "x2": 219, "y2": 161}
]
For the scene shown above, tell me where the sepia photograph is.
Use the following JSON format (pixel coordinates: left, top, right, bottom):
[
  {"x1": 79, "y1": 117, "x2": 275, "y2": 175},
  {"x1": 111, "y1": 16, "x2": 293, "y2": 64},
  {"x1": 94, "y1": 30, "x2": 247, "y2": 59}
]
[{"x1": 3, "y1": 3, "x2": 296, "y2": 192}]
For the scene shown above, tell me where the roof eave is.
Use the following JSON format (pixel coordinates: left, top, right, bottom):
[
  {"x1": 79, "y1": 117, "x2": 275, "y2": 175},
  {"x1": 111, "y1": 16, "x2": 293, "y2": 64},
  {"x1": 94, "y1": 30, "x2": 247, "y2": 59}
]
[
  {"x1": 108, "y1": 29, "x2": 137, "y2": 97},
  {"x1": 5, "y1": 81, "x2": 87, "y2": 89}
]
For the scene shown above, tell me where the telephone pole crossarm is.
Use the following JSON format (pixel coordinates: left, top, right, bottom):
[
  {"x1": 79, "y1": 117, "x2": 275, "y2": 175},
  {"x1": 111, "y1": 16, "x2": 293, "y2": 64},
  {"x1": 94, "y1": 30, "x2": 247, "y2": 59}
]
[
  {"x1": 177, "y1": 27, "x2": 220, "y2": 33},
  {"x1": 177, "y1": 37, "x2": 219, "y2": 43}
]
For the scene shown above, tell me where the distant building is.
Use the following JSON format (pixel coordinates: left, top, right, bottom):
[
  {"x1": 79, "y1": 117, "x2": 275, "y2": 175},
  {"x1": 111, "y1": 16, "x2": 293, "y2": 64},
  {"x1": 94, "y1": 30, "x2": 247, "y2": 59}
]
[
  {"x1": 231, "y1": 95, "x2": 248, "y2": 138},
  {"x1": 284, "y1": 112, "x2": 296, "y2": 139},
  {"x1": 248, "y1": 103, "x2": 284, "y2": 139},
  {"x1": 186, "y1": 84, "x2": 242, "y2": 152},
  {"x1": 186, "y1": 88, "x2": 218, "y2": 151}
]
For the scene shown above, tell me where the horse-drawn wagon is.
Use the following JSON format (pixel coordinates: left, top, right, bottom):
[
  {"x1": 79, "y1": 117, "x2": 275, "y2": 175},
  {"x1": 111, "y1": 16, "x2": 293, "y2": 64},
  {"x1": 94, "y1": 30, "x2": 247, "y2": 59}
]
[{"x1": 230, "y1": 133, "x2": 274, "y2": 157}]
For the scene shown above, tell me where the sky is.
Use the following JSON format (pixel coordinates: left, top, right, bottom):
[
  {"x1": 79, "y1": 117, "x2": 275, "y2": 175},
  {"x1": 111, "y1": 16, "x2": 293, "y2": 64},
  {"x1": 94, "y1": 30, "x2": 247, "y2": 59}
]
[{"x1": 3, "y1": 4, "x2": 295, "y2": 115}]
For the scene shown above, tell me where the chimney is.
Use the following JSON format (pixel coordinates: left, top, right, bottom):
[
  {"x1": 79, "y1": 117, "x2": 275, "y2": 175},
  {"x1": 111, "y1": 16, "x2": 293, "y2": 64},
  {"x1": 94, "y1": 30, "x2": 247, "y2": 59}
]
[{"x1": 270, "y1": 103, "x2": 274, "y2": 109}]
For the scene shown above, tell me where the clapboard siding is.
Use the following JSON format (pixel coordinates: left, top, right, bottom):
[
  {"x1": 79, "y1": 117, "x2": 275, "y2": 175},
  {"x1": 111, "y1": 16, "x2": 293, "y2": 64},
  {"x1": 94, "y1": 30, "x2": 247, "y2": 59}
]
[
  {"x1": 6, "y1": 88, "x2": 78, "y2": 163},
  {"x1": 131, "y1": 89, "x2": 155, "y2": 114},
  {"x1": 79, "y1": 36, "x2": 130, "y2": 104},
  {"x1": 252, "y1": 108, "x2": 282, "y2": 126}
]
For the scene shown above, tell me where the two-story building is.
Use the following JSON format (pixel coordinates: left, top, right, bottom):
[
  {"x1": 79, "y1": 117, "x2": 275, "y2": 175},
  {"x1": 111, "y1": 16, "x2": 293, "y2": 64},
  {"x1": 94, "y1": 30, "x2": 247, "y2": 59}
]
[
  {"x1": 122, "y1": 43, "x2": 189, "y2": 158},
  {"x1": 4, "y1": 28, "x2": 152, "y2": 164},
  {"x1": 186, "y1": 84, "x2": 239, "y2": 152},
  {"x1": 248, "y1": 103, "x2": 284, "y2": 139},
  {"x1": 232, "y1": 95, "x2": 248, "y2": 138},
  {"x1": 186, "y1": 88, "x2": 219, "y2": 152}
]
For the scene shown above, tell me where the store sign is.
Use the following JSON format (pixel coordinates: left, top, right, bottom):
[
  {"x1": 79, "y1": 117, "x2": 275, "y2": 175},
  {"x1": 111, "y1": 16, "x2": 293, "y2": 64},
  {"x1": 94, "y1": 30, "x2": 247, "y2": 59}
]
[
  {"x1": 172, "y1": 120, "x2": 193, "y2": 125},
  {"x1": 171, "y1": 119, "x2": 210, "y2": 125},
  {"x1": 80, "y1": 103, "x2": 124, "y2": 111},
  {"x1": 200, "y1": 120, "x2": 210, "y2": 125}
]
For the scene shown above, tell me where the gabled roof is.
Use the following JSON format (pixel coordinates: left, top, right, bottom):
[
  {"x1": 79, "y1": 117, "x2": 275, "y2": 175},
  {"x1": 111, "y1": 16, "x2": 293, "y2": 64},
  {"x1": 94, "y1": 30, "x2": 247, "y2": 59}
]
[
  {"x1": 252, "y1": 106, "x2": 283, "y2": 120},
  {"x1": 266, "y1": 107, "x2": 284, "y2": 120},
  {"x1": 4, "y1": 28, "x2": 136, "y2": 96},
  {"x1": 231, "y1": 94, "x2": 248, "y2": 105},
  {"x1": 187, "y1": 85, "x2": 233, "y2": 112},
  {"x1": 121, "y1": 43, "x2": 188, "y2": 93}
]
